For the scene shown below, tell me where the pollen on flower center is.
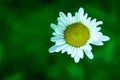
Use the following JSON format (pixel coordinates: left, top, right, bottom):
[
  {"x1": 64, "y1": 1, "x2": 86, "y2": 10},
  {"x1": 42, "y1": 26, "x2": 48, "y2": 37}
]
[{"x1": 64, "y1": 22, "x2": 90, "y2": 47}]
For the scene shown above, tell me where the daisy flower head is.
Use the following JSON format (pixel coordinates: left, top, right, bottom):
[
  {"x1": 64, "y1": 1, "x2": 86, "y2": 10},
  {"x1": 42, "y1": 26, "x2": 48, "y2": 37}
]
[{"x1": 49, "y1": 7, "x2": 110, "y2": 63}]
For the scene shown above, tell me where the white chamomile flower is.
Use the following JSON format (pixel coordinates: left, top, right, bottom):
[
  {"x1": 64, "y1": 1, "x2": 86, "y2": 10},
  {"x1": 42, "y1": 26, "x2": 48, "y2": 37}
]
[{"x1": 49, "y1": 7, "x2": 110, "y2": 63}]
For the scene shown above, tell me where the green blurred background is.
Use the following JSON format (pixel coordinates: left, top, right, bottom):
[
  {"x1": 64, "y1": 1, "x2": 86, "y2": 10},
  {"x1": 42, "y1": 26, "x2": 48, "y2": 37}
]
[{"x1": 0, "y1": 0, "x2": 119, "y2": 80}]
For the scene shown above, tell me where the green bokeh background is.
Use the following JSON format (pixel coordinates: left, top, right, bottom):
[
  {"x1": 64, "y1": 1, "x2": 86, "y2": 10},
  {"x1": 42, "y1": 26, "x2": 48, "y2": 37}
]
[{"x1": 0, "y1": 0, "x2": 119, "y2": 80}]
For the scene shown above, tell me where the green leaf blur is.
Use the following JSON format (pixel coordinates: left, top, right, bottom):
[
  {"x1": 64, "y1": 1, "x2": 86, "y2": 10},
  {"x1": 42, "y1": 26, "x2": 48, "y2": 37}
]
[{"x1": 0, "y1": 0, "x2": 119, "y2": 80}]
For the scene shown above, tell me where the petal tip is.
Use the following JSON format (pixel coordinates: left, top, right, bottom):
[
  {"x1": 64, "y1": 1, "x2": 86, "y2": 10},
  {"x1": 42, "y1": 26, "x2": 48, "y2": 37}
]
[
  {"x1": 79, "y1": 7, "x2": 84, "y2": 11},
  {"x1": 50, "y1": 23, "x2": 57, "y2": 30},
  {"x1": 48, "y1": 45, "x2": 59, "y2": 53},
  {"x1": 74, "y1": 57, "x2": 80, "y2": 63},
  {"x1": 84, "y1": 50, "x2": 94, "y2": 59},
  {"x1": 106, "y1": 36, "x2": 110, "y2": 41}
]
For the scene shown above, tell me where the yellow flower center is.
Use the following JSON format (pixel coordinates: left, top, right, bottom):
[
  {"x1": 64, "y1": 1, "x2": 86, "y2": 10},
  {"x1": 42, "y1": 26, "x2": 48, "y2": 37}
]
[{"x1": 64, "y1": 22, "x2": 90, "y2": 47}]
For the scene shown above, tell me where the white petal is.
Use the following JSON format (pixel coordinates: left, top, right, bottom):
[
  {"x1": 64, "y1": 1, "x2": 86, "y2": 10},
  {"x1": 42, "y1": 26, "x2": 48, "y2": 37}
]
[
  {"x1": 55, "y1": 44, "x2": 68, "y2": 52},
  {"x1": 61, "y1": 47, "x2": 68, "y2": 53},
  {"x1": 59, "y1": 12, "x2": 69, "y2": 25},
  {"x1": 59, "y1": 12, "x2": 67, "y2": 20},
  {"x1": 95, "y1": 27, "x2": 101, "y2": 32},
  {"x1": 84, "y1": 50, "x2": 94, "y2": 59},
  {"x1": 61, "y1": 46, "x2": 71, "y2": 54},
  {"x1": 55, "y1": 28, "x2": 63, "y2": 35},
  {"x1": 57, "y1": 26, "x2": 65, "y2": 30},
  {"x1": 71, "y1": 48, "x2": 77, "y2": 58},
  {"x1": 49, "y1": 45, "x2": 60, "y2": 53},
  {"x1": 49, "y1": 44, "x2": 69, "y2": 53},
  {"x1": 51, "y1": 37, "x2": 63, "y2": 42},
  {"x1": 84, "y1": 13, "x2": 88, "y2": 19},
  {"x1": 66, "y1": 13, "x2": 73, "y2": 23},
  {"x1": 77, "y1": 48, "x2": 84, "y2": 59},
  {"x1": 66, "y1": 46, "x2": 73, "y2": 55},
  {"x1": 91, "y1": 21, "x2": 103, "y2": 27},
  {"x1": 66, "y1": 46, "x2": 74, "y2": 55},
  {"x1": 67, "y1": 12, "x2": 72, "y2": 18},
  {"x1": 91, "y1": 20, "x2": 103, "y2": 27},
  {"x1": 55, "y1": 39, "x2": 65, "y2": 45},
  {"x1": 95, "y1": 21, "x2": 103, "y2": 26},
  {"x1": 78, "y1": 8, "x2": 84, "y2": 17},
  {"x1": 50, "y1": 23, "x2": 57, "y2": 30},
  {"x1": 74, "y1": 13, "x2": 80, "y2": 22},
  {"x1": 74, "y1": 53, "x2": 80, "y2": 63},
  {"x1": 91, "y1": 18, "x2": 97, "y2": 23},
  {"x1": 90, "y1": 32, "x2": 103, "y2": 41},
  {"x1": 84, "y1": 17, "x2": 91, "y2": 28},
  {"x1": 82, "y1": 44, "x2": 92, "y2": 51},
  {"x1": 91, "y1": 41, "x2": 104, "y2": 46},
  {"x1": 58, "y1": 22, "x2": 66, "y2": 29},
  {"x1": 87, "y1": 17, "x2": 91, "y2": 22},
  {"x1": 99, "y1": 36, "x2": 110, "y2": 41},
  {"x1": 57, "y1": 18, "x2": 67, "y2": 26},
  {"x1": 75, "y1": 8, "x2": 84, "y2": 22},
  {"x1": 52, "y1": 32, "x2": 63, "y2": 37}
]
